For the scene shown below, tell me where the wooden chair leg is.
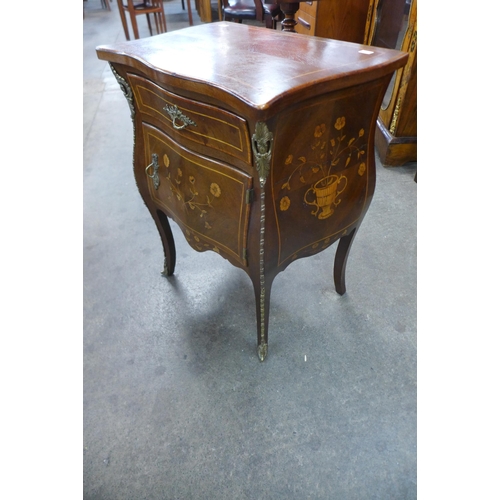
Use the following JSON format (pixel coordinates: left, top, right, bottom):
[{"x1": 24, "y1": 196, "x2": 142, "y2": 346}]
[
  {"x1": 152, "y1": 12, "x2": 159, "y2": 34},
  {"x1": 186, "y1": 0, "x2": 193, "y2": 26},
  {"x1": 129, "y1": 11, "x2": 141, "y2": 39},
  {"x1": 117, "y1": 2, "x2": 131, "y2": 40},
  {"x1": 156, "y1": 11, "x2": 166, "y2": 33},
  {"x1": 146, "y1": 13, "x2": 153, "y2": 36}
]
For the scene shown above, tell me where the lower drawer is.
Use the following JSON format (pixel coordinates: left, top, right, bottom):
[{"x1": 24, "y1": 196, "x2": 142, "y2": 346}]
[
  {"x1": 295, "y1": 11, "x2": 316, "y2": 35},
  {"x1": 142, "y1": 123, "x2": 253, "y2": 267},
  {"x1": 298, "y1": 0, "x2": 317, "y2": 17}
]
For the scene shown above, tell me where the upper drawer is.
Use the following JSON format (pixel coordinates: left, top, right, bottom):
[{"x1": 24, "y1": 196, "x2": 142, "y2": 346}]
[
  {"x1": 298, "y1": 0, "x2": 317, "y2": 17},
  {"x1": 128, "y1": 74, "x2": 252, "y2": 166}
]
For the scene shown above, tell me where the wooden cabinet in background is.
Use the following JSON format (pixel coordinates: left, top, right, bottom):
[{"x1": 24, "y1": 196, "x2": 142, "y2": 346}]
[
  {"x1": 364, "y1": 0, "x2": 417, "y2": 166},
  {"x1": 295, "y1": 0, "x2": 371, "y2": 43}
]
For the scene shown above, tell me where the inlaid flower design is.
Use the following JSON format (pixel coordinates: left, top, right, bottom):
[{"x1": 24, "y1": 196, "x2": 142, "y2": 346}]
[
  {"x1": 280, "y1": 196, "x2": 291, "y2": 211},
  {"x1": 210, "y1": 183, "x2": 221, "y2": 198},
  {"x1": 335, "y1": 117, "x2": 346, "y2": 130},
  {"x1": 163, "y1": 153, "x2": 222, "y2": 227},
  {"x1": 279, "y1": 117, "x2": 366, "y2": 219}
]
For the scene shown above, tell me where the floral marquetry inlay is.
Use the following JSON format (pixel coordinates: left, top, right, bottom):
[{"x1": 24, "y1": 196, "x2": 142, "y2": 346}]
[
  {"x1": 279, "y1": 117, "x2": 366, "y2": 220},
  {"x1": 143, "y1": 123, "x2": 252, "y2": 268},
  {"x1": 163, "y1": 153, "x2": 222, "y2": 230}
]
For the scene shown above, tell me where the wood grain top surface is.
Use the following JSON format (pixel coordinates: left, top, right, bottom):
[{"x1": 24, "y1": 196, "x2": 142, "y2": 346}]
[{"x1": 97, "y1": 22, "x2": 407, "y2": 109}]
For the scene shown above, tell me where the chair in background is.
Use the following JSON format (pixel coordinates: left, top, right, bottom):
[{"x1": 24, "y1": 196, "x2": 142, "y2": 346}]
[
  {"x1": 220, "y1": 0, "x2": 283, "y2": 29},
  {"x1": 116, "y1": 0, "x2": 167, "y2": 40},
  {"x1": 180, "y1": 0, "x2": 194, "y2": 25}
]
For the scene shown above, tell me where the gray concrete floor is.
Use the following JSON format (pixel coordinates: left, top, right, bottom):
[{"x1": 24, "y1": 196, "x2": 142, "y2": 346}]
[{"x1": 83, "y1": 2, "x2": 417, "y2": 498}]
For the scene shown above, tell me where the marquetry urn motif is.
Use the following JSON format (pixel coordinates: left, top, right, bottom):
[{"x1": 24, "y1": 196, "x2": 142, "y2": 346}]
[{"x1": 279, "y1": 116, "x2": 367, "y2": 220}]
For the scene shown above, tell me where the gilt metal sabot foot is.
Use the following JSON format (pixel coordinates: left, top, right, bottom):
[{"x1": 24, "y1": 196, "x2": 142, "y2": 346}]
[
  {"x1": 161, "y1": 259, "x2": 172, "y2": 277},
  {"x1": 258, "y1": 343, "x2": 268, "y2": 362}
]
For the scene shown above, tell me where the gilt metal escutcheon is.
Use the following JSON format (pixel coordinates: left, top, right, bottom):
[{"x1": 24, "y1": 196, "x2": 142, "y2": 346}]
[{"x1": 145, "y1": 153, "x2": 160, "y2": 190}]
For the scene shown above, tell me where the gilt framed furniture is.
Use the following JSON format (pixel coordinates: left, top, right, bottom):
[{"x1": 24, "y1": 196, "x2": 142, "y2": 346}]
[
  {"x1": 96, "y1": 22, "x2": 407, "y2": 360},
  {"x1": 364, "y1": 0, "x2": 417, "y2": 166}
]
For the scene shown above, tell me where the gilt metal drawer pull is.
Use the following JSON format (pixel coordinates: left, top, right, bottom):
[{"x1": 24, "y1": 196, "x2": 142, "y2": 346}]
[
  {"x1": 163, "y1": 104, "x2": 197, "y2": 130},
  {"x1": 145, "y1": 153, "x2": 160, "y2": 190}
]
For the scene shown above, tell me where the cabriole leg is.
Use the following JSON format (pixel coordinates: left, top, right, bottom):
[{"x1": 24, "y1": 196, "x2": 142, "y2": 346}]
[
  {"x1": 252, "y1": 275, "x2": 274, "y2": 361},
  {"x1": 333, "y1": 227, "x2": 357, "y2": 296},
  {"x1": 154, "y1": 209, "x2": 176, "y2": 277}
]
